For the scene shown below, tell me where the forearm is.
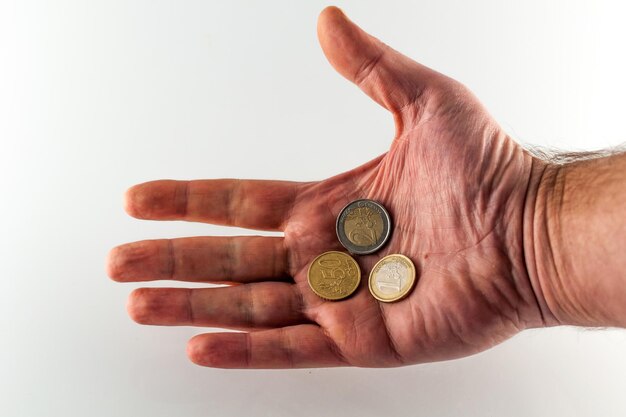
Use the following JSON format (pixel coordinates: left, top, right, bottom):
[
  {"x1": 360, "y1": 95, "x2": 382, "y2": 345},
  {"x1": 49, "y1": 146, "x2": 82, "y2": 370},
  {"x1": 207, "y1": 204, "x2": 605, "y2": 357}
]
[{"x1": 525, "y1": 149, "x2": 626, "y2": 327}]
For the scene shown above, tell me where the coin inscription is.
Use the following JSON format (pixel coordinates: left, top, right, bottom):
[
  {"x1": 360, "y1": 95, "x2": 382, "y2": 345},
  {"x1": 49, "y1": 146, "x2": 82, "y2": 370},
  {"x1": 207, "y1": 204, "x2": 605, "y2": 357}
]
[
  {"x1": 369, "y1": 254, "x2": 416, "y2": 303},
  {"x1": 336, "y1": 199, "x2": 391, "y2": 255},
  {"x1": 308, "y1": 251, "x2": 361, "y2": 300}
]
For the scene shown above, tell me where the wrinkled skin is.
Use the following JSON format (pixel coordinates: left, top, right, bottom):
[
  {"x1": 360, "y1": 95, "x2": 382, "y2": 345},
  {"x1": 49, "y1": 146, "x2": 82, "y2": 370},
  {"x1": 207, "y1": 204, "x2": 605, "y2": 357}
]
[{"x1": 107, "y1": 7, "x2": 545, "y2": 368}]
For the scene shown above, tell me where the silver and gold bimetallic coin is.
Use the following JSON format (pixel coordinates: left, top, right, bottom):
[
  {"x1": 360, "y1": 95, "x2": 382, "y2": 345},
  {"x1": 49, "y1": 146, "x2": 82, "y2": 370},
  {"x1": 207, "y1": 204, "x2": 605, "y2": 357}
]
[
  {"x1": 307, "y1": 251, "x2": 361, "y2": 301},
  {"x1": 369, "y1": 254, "x2": 416, "y2": 303},
  {"x1": 336, "y1": 199, "x2": 391, "y2": 255}
]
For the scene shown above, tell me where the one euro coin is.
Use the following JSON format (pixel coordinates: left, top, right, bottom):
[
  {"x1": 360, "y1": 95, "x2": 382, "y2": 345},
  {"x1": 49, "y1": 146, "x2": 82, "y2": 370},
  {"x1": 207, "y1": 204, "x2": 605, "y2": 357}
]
[{"x1": 368, "y1": 254, "x2": 416, "y2": 303}]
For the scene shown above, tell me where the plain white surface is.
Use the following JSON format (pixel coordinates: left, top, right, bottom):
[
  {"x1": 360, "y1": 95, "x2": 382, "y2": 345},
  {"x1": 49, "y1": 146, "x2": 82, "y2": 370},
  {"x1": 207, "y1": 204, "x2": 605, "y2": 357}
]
[{"x1": 2, "y1": 1, "x2": 626, "y2": 416}]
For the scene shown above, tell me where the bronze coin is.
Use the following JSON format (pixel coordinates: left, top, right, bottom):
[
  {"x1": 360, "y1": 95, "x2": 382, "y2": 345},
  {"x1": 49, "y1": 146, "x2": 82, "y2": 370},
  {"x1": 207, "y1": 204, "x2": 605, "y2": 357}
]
[{"x1": 307, "y1": 251, "x2": 361, "y2": 300}]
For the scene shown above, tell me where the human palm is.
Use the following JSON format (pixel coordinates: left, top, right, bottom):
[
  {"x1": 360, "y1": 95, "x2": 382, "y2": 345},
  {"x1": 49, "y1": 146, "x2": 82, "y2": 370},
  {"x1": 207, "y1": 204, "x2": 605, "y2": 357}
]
[{"x1": 108, "y1": 7, "x2": 544, "y2": 368}]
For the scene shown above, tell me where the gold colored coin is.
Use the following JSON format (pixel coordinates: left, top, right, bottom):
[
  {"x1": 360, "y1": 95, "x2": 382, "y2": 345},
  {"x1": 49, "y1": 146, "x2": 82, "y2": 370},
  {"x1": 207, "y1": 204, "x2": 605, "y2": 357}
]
[
  {"x1": 307, "y1": 251, "x2": 361, "y2": 301},
  {"x1": 369, "y1": 254, "x2": 416, "y2": 303}
]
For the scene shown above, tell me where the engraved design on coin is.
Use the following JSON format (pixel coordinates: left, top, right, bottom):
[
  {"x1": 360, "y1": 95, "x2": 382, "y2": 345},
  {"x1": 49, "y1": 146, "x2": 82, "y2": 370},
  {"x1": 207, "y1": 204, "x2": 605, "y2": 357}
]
[
  {"x1": 369, "y1": 254, "x2": 416, "y2": 303},
  {"x1": 376, "y1": 262, "x2": 404, "y2": 294},
  {"x1": 308, "y1": 251, "x2": 361, "y2": 301},
  {"x1": 336, "y1": 199, "x2": 391, "y2": 255},
  {"x1": 344, "y1": 206, "x2": 383, "y2": 246}
]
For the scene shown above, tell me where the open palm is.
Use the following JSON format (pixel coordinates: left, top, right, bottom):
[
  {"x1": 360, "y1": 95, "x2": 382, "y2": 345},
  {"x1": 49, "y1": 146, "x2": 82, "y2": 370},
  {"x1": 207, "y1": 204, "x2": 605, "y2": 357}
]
[{"x1": 108, "y1": 7, "x2": 544, "y2": 368}]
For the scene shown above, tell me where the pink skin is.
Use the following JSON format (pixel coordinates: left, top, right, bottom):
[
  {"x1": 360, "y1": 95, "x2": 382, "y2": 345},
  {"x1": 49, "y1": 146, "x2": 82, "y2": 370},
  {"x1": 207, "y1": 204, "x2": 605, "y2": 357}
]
[{"x1": 107, "y1": 7, "x2": 546, "y2": 368}]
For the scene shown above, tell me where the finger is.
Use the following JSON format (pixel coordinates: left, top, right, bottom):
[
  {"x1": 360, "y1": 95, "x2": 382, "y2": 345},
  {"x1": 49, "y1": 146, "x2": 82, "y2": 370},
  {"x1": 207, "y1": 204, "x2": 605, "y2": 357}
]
[
  {"x1": 317, "y1": 6, "x2": 440, "y2": 115},
  {"x1": 124, "y1": 179, "x2": 301, "y2": 231},
  {"x1": 187, "y1": 325, "x2": 347, "y2": 368},
  {"x1": 107, "y1": 236, "x2": 290, "y2": 283},
  {"x1": 127, "y1": 282, "x2": 307, "y2": 330}
]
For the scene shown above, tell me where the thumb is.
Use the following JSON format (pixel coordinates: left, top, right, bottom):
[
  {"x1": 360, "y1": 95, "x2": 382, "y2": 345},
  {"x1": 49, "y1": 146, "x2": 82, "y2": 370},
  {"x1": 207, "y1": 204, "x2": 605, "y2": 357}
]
[{"x1": 317, "y1": 6, "x2": 440, "y2": 116}]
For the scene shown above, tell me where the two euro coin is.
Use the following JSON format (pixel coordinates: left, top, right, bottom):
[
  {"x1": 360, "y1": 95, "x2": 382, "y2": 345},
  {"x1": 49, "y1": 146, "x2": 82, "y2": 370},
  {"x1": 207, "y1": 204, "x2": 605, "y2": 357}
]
[{"x1": 336, "y1": 199, "x2": 391, "y2": 255}]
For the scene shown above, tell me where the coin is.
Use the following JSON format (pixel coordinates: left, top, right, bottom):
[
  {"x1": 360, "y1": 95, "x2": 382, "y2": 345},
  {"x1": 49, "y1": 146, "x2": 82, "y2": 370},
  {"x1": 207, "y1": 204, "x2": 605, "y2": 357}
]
[
  {"x1": 307, "y1": 251, "x2": 361, "y2": 301},
  {"x1": 336, "y1": 199, "x2": 391, "y2": 255},
  {"x1": 368, "y1": 254, "x2": 416, "y2": 303}
]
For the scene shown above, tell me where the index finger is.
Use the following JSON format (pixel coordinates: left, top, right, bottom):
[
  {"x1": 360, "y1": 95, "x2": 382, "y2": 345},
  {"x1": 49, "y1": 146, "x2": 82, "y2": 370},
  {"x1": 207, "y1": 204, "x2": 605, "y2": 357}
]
[{"x1": 124, "y1": 179, "x2": 303, "y2": 231}]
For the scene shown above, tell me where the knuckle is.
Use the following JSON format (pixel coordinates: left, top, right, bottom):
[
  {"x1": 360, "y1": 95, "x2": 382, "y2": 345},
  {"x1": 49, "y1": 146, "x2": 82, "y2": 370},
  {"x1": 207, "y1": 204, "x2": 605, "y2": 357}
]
[{"x1": 354, "y1": 50, "x2": 384, "y2": 87}]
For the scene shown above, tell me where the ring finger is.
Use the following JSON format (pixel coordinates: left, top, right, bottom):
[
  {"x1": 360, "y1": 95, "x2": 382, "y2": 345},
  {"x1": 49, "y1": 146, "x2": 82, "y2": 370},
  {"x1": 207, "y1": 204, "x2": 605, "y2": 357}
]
[{"x1": 127, "y1": 282, "x2": 308, "y2": 330}]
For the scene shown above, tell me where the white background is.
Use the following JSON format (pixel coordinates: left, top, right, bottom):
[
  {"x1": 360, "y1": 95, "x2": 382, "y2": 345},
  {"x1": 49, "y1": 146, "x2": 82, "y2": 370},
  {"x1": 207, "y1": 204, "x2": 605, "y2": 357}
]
[{"x1": 1, "y1": 1, "x2": 625, "y2": 416}]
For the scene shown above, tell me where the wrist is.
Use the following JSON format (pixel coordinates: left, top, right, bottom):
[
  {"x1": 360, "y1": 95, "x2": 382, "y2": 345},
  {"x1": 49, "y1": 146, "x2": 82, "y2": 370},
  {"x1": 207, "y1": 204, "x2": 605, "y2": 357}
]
[
  {"x1": 524, "y1": 151, "x2": 626, "y2": 328},
  {"x1": 523, "y1": 159, "x2": 565, "y2": 326}
]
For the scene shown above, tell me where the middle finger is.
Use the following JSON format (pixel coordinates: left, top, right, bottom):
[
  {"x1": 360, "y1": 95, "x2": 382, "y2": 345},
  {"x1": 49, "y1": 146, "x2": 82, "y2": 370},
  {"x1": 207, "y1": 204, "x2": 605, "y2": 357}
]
[{"x1": 108, "y1": 236, "x2": 291, "y2": 284}]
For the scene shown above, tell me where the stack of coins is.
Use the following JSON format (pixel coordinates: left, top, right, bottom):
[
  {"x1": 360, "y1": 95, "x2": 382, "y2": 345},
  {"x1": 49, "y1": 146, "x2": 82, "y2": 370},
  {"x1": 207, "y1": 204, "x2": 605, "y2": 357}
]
[{"x1": 307, "y1": 199, "x2": 417, "y2": 303}]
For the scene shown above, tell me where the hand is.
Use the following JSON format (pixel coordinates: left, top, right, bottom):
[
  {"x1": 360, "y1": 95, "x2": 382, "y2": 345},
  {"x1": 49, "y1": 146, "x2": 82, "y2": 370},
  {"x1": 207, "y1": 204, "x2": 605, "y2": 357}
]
[{"x1": 107, "y1": 6, "x2": 546, "y2": 368}]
